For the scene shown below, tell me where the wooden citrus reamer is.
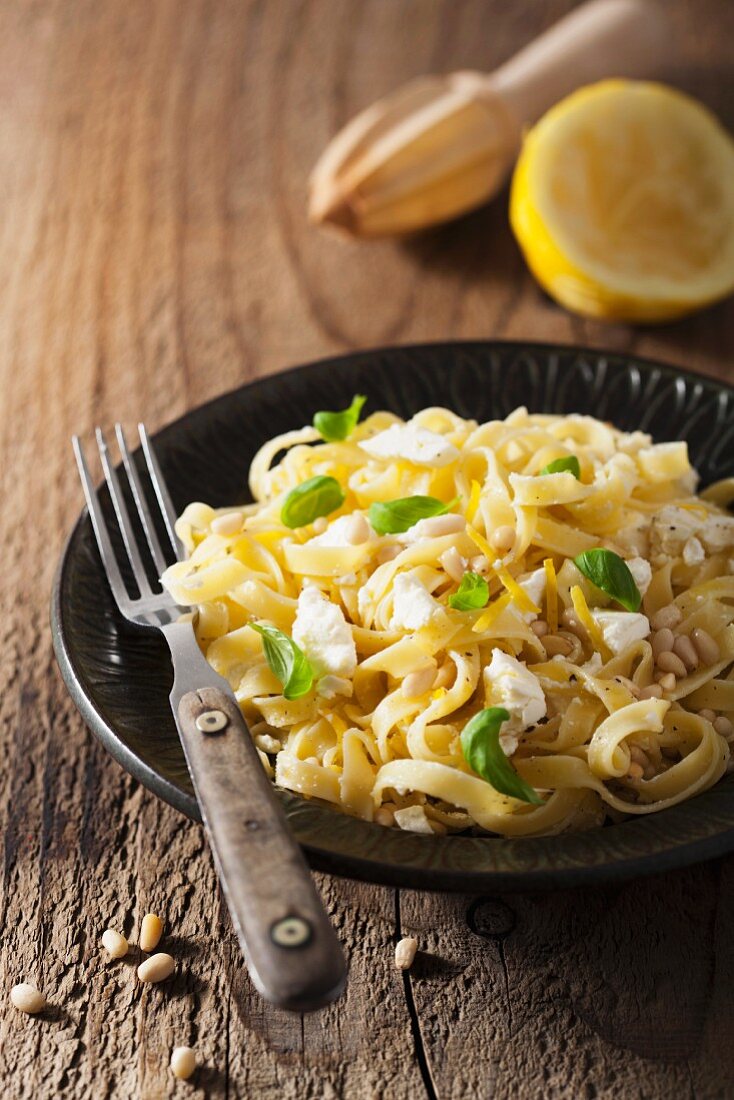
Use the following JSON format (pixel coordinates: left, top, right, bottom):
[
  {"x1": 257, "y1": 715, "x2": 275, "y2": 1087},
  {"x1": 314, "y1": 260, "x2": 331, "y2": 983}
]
[{"x1": 309, "y1": 0, "x2": 667, "y2": 238}]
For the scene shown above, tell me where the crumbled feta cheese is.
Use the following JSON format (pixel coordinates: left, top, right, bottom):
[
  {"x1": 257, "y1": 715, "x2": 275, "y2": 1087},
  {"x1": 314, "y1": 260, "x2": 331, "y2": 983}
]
[
  {"x1": 292, "y1": 587, "x2": 357, "y2": 679},
  {"x1": 393, "y1": 806, "x2": 435, "y2": 834},
  {"x1": 517, "y1": 568, "x2": 546, "y2": 622},
  {"x1": 359, "y1": 423, "x2": 459, "y2": 467},
  {"x1": 483, "y1": 650, "x2": 546, "y2": 755},
  {"x1": 701, "y1": 514, "x2": 734, "y2": 552},
  {"x1": 316, "y1": 674, "x2": 353, "y2": 699},
  {"x1": 626, "y1": 556, "x2": 652, "y2": 597},
  {"x1": 308, "y1": 514, "x2": 375, "y2": 548},
  {"x1": 582, "y1": 652, "x2": 603, "y2": 674},
  {"x1": 590, "y1": 610, "x2": 650, "y2": 656},
  {"x1": 650, "y1": 506, "x2": 734, "y2": 558},
  {"x1": 398, "y1": 513, "x2": 465, "y2": 544},
  {"x1": 616, "y1": 517, "x2": 651, "y2": 557},
  {"x1": 682, "y1": 536, "x2": 705, "y2": 567},
  {"x1": 389, "y1": 573, "x2": 446, "y2": 631}
]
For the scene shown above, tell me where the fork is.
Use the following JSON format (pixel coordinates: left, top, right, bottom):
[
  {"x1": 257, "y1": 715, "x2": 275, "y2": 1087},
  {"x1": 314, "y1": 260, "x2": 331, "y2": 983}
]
[{"x1": 73, "y1": 424, "x2": 347, "y2": 1012}]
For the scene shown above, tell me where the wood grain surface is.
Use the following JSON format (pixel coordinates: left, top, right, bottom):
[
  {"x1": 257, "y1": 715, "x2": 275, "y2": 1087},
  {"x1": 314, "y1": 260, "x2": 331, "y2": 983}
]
[{"x1": 0, "y1": 1, "x2": 733, "y2": 1097}]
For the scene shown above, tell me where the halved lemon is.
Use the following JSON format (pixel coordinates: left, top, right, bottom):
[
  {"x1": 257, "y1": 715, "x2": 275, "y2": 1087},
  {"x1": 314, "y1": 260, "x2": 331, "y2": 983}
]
[{"x1": 510, "y1": 81, "x2": 734, "y2": 322}]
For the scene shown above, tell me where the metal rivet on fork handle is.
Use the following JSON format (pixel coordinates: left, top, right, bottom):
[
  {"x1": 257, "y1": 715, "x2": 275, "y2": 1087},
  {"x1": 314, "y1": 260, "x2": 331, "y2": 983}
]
[
  {"x1": 271, "y1": 916, "x2": 312, "y2": 948},
  {"x1": 196, "y1": 709, "x2": 228, "y2": 734}
]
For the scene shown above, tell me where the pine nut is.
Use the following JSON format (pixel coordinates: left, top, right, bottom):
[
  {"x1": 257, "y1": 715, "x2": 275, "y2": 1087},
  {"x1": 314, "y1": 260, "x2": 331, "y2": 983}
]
[
  {"x1": 140, "y1": 914, "x2": 163, "y2": 953},
  {"x1": 531, "y1": 620, "x2": 549, "y2": 637},
  {"x1": 490, "y1": 526, "x2": 515, "y2": 554},
  {"x1": 137, "y1": 953, "x2": 175, "y2": 983},
  {"x1": 691, "y1": 628, "x2": 720, "y2": 666},
  {"x1": 375, "y1": 806, "x2": 395, "y2": 827},
  {"x1": 650, "y1": 605, "x2": 683, "y2": 631},
  {"x1": 10, "y1": 983, "x2": 46, "y2": 1014},
  {"x1": 656, "y1": 651, "x2": 687, "y2": 679},
  {"x1": 394, "y1": 936, "x2": 418, "y2": 970},
  {"x1": 254, "y1": 732, "x2": 282, "y2": 755},
  {"x1": 542, "y1": 634, "x2": 574, "y2": 658},
  {"x1": 440, "y1": 546, "x2": 466, "y2": 583},
  {"x1": 311, "y1": 516, "x2": 328, "y2": 535},
  {"x1": 651, "y1": 628, "x2": 675, "y2": 659},
  {"x1": 417, "y1": 514, "x2": 466, "y2": 538},
  {"x1": 210, "y1": 511, "x2": 244, "y2": 536},
  {"x1": 402, "y1": 666, "x2": 437, "y2": 699},
  {"x1": 344, "y1": 514, "x2": 370, "y2": 545},
  {"x1": 639, "y1": 684, "x2": 663, "y2": 700},
  {"x1": 627, "y1": 763, "x2": 644, "y2": 780},
  {"x1": 101, "y1": 929, "x2": 129, "y2": 960},
  {"x1": 714, "y1": 716, "x2": 734, "y2": 739},
  {"x1": 698, "y1": 709, "x2": 716, "y2": 723},
  {"x1": 673, "y1": 634, "x2": 699, "y2": 673},
  {"x1": 470, "y1": 554, "x2": 490, "y2": 573},
  {"x1": 170, "y1": 1047, "x2": 197, "y2": 1080},
  {"x1": 656, "y1": 672, "x2": 677, "y2": 693}
]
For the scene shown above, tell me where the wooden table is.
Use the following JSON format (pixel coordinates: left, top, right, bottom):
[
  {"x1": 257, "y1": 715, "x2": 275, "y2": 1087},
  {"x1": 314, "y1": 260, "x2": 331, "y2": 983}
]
[{"x1": 2, "y1": 1, "x2": 733, "y2": 1096}]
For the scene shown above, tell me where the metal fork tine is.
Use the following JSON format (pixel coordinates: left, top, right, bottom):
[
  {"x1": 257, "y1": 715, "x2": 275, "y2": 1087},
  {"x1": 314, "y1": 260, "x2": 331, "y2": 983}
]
[
  {"x1": 73, "y1": 436, "x2": 133, "y2": 614},
  {"x1": 138, "y1": 423, "x2": 185, "y2": 562},
  {"x1": 115, "y1": 423, "x2": 170, "y2": 578},
  {"x1": 95, "y1": 427, "x2": 152, "y2": 596}
]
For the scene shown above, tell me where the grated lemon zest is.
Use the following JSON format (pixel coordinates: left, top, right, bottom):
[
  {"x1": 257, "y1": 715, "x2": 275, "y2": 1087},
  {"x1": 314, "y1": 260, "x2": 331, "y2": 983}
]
[
  {"x1": 494, "y1": 565, "x2": 539, "y2": 615},
  {"x1": 570, "y1": 585, "x2": 611, "y2": 661},
  {"x1": 432, "y1": 687, "x2": 447, "y2": 702},
  {"x1": 544, "y1": 557, "x2": 558, "y2": 632},
  {"x1": 466, "y1": 526, "x2": 494, "y2": 559},
  {"x1": 472, "y1": 592, "x2": 512, "y2": 633},
  {"x1": 466, "y1": 480, "x2": 482, "y2": 523}
]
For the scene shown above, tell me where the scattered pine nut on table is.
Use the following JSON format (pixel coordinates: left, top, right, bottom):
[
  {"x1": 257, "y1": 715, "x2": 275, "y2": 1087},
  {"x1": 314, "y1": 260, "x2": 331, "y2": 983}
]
[
  {"x1": 139, "y1": 913, "x2": 163, "y2": 953},
  {"x1": 170, "y1": 1046, "x2": 197, "y2": 1080},
  {"x1": 395, "y1": 937, "x2": 418, "y2": 971},
  {"x1": 10, "y1": 983, "x2": 46, "y2": 1014},
  {"x1": 101, "y1": 929, "x2": 129, "y2": 959},
  {"x1": 137, "y1": 953, "x2": 175, "y2": 983}
]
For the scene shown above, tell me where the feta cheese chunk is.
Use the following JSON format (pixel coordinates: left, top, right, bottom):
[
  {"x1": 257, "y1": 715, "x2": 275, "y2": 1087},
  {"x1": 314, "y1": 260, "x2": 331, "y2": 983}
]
[
  {"x1": 517, "y1": 568, "x2": 546, "y2": 622},
  {"x1": 483, "y1": 650, "x2": 547, "y2": 755},
  {"x1": 292, "y1": 587, "x2": 357, "y2": 680},
  {"x1": 359, "y1": 423, "x2": 459, "y2": 467},
  {"x1": 682, "y1": 536, "x2": 705, "y2": 567},
  {"x1": 389, "y1": 573, "x2": 446, "y2": 631},
  {"x1": 651, "y1": 505, "x2": 734, "y2": 558},
  {"x1": 591, "y1": 610, "x2": 650, "y2": 656},
  {"x1": 393, "y1": 806, "x2": 435, "y2": 834},
  {"x1": 626, "y1": 556, "x2": 652, "y2": 597},
  {"x1": 316, "y1": 674, "x2": 353, "y2": 699}
]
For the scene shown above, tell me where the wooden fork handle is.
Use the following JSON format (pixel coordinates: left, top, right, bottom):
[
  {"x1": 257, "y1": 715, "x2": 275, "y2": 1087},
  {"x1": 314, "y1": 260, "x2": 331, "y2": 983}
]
[{"x1": 175, "y1": 685, "x2": 347, "y2": 1012}]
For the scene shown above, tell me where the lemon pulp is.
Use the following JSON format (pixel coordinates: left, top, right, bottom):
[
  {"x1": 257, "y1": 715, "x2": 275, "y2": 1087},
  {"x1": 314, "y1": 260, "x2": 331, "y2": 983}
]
[{"x1": 510, "y1": 81, "x2": 734, "y2": 322}]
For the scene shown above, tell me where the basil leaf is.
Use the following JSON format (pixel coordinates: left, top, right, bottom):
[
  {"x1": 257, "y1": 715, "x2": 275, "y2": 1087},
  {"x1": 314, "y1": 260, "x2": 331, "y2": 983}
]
[
  {"x1": 281, "y1": 475, "x2": 345, "y2": 529},
  {"x1": 448, "y1": 571, "x2": 489, "y2": 611},
  {"x1": 540, "y1": 455, "x2": 581, "y2": 479},
  {"x1": 461, "y1": 707, "x2": 543, "y2": 804},
  {"x1": 573, "y1": 548, "x2": 641, "y2": 612},
  {"x1": 368, "y1": 495, "x2": 453, "y2": 535},
  {"x1": 313, "y1": 395, "x2": 367, "y2": 442},
  {"x1": 250, "y1": 623, "x2": 313, "y2": 700}
]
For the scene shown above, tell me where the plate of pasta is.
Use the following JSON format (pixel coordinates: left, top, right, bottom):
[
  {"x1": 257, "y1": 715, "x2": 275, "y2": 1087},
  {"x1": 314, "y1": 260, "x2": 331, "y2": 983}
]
[{"x1": 52, "y1": 342, "x2": 734, "y2": 890}]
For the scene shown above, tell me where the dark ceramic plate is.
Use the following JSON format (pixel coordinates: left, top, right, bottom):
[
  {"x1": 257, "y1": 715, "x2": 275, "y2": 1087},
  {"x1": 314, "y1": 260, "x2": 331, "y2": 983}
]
[{"x1": 52, "y1": 341, "x2": 734, "y2": 891}]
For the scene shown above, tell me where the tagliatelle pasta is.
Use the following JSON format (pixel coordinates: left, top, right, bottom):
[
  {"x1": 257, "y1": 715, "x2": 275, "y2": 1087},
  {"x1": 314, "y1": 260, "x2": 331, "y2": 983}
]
[{"x1": 162, "y1": 405, "x2": 734, "y2": 838}]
